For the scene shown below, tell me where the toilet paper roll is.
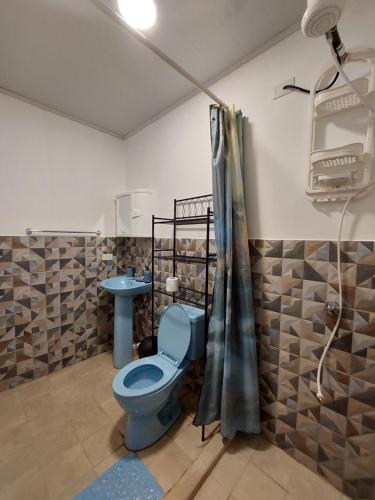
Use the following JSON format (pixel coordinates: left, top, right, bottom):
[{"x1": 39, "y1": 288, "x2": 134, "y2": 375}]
[{"x1": 166, "y1": 277, "x2": 179, "y2": 293}]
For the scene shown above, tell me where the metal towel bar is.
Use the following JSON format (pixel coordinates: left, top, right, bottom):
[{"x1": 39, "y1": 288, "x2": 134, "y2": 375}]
[{"x1": 26, "y1": 228, "x2": 101, "y2": 236}]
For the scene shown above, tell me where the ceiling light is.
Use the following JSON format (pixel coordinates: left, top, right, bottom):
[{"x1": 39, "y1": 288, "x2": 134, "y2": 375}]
[{"x1": 117, "y1": 0, "x2": 156, "y2": 30}]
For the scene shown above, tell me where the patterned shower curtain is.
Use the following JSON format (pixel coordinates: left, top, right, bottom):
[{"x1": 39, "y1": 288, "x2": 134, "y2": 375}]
[{"x1": 194, "y1": 105, "x2": 260, "y2": 440}]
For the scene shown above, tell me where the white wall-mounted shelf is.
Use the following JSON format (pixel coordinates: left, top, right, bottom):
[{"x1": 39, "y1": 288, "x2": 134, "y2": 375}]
[
  {"x1": 116, "y1": 189, "x2": 155, "y2": 237},
  {"x1": 314, "y1": 77, "x2": 373, "y2": 118},
  {"x1": 306, "y1": 49, "x2": 375, "y2": 203}
]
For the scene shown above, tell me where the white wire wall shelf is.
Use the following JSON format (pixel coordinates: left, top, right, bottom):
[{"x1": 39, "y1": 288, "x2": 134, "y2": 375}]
[{"x1": 306, "y1": 49, "x2": 375, "y2": 202}]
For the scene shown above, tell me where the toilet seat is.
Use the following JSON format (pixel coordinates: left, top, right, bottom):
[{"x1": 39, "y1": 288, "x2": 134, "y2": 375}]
[
  {"x1": 113, "y1": 354, "x2": 179, "y2": 399},
  {"x1": 113, "y1": 304, "x2": 192, "y2": 400}
]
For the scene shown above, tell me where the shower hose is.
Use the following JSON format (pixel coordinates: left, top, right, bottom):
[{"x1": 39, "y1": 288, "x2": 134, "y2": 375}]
[
  {"x1": 316, "y1": 183, "x2": 375, "y2": 400},
  {"x1": 316, "y1": 40, "x2": 375, "y2": 401}
]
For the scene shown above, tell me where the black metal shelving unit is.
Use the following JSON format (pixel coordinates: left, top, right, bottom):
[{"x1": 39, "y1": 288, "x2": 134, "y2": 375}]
[{"x1": 151, "y1": 194, "x2": 216, "y2": 441}]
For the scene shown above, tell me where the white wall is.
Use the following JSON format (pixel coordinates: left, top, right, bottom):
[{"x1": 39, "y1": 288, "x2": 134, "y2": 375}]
[
  {"x1": 2, "y1": 0, "x2": 374, "y2": 240},
  {"x1": 0, "y1": 94, "x2": 125, "y2": 236},
  {"x1": 123, "y1": 0, "x2": 375, "y2": 241}
]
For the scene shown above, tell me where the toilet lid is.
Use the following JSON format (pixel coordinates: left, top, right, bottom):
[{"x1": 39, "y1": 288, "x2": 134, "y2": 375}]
[{"x1": 158, "y1": 304, "x2": 191, "y2": 366}]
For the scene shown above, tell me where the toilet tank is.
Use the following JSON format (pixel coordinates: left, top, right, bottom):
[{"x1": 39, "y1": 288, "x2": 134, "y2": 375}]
[{"x1": 178, "y1": 305, "x2": 206, "y2": 361}]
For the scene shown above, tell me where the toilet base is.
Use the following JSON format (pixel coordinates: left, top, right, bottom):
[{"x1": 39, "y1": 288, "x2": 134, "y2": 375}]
[{"x1": 124, "y1": 401, "x2": 182, "y2": 451}]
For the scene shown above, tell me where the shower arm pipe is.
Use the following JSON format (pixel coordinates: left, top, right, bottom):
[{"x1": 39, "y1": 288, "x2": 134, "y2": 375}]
[
  {"x1": 89, "y1": 0, "x2": 228, "y2": 110},
  {"x1": 26, "y1": 228, "x2": 101, "y2": 236}
]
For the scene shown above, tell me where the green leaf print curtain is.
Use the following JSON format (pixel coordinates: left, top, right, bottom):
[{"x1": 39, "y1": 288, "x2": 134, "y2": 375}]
[{"x1": 194, "y1": 105, "x2": 260, "y2": 440}]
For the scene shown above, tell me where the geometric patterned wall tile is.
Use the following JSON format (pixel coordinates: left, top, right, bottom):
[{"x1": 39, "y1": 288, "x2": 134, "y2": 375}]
[
  {"x1": 254, "y1": 239, "x2": 375, "y2": 499},
  {"x1": 356, "y1": 264, "x2": 375, "y2": 289},
  {"x1": 2, "y1": 234, "x2": 375, "y2": 499},
  {"x1": 0, "y1": 235, "x2": 116, "y2": 391},
  {"x1": 305, "y1": 241, "x2": 330, "y2": 262},
  {"x1": 283, "y1": 240, "x2": 305, "y2": 260},
  {"x1": 355, "y1": 287, "x2": 375, "y2": 313},
  {"x1": 302, "y1": 280, "x2": 328, "y2": 303},
  {"x1": 282, "y1": 295, "x2": 302, "y2": 318},
  {"x1": 348, "y1": 241, "x2": 375, "y2": 266},
  {"x1": 282, "y1": 258, "x2": 304, "y2": 279},
  {"x1": 255, "y1": 240, "x2": 283, "y2": 258},
  {"x1": 304, "y1": 260, "x2": 329, "y2": 283}
]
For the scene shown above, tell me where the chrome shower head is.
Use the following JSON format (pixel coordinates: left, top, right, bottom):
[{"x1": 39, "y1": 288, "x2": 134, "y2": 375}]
[{"x1": 301, "y1": 0, "x2": 346, "y2": 38}]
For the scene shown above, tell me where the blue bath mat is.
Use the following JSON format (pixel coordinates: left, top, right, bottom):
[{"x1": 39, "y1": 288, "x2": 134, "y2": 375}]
[{"x1": 73, "y1": 453, "x2": 163, "y2": 500}]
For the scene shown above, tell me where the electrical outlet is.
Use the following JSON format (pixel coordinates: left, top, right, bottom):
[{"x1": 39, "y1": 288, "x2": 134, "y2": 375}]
[
  {"x1": 273, "y1": 77, "x2": 295, "y2": 100},
  {"x1": 102, "y1": 253, "x2": 113, "y2": 261}
]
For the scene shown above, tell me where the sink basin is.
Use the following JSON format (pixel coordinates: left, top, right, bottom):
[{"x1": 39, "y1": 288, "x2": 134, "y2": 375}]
[
  {"x1": 100, "y1": 276, "x2": 152, "y2": 369},
  {"x1": 101, "y1": 277, "x2": 151, "y2": 297}
]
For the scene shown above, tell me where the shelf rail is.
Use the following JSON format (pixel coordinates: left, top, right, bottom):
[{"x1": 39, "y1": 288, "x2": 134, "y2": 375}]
[
  {"x1": 26, "y1": 228, "x2": 101, "y2": 236},
  {"x1": 151, "y1": 194, "x2": 215, "y2": 443}
]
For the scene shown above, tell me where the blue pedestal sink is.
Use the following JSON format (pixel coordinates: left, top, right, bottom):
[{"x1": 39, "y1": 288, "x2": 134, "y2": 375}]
[{"x1": 100, "y1": 276, "x2": 152, "y2": 369}]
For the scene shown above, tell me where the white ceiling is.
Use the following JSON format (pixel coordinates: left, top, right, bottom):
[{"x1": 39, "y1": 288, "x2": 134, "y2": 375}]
[{"x1": 0, "y1": 0, "x2": 305, "y2": 138}]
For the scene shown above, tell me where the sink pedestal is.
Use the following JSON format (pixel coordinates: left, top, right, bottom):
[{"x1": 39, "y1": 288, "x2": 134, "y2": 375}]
[
  {"x1": 100, "y1": 276, "x2": 151, "y2": 370},
  {"x1": 113, "y1": 296, "x2": 134, "y2": 369}
]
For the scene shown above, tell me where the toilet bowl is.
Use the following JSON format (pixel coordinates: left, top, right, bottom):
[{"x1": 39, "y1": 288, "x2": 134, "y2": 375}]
[{"x1": 113, "y1": 303, "x2": 205, "y2": 451}]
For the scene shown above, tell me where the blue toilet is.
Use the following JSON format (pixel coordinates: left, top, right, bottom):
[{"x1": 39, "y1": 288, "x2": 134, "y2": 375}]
[{"x1": 112, "y1": 303, "x2": 205, "y2": 450}]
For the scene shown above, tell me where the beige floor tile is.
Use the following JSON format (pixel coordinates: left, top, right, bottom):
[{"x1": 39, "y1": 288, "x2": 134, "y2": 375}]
[
  {"x1": 27, "y1": 407, "x2": 70, "y2": 435},
  {"x1": 85, "y1": 370, "x2": 115, "y2": 405},
  {"x1": 231, "y1": 461, "x2": 287, "y2": 500},
  {"x1": 287, "y1": 491, "x2": 351, "y2": 500},
  {"x1": 174, "y1": 420, "x2": 220, "y2": 460},
  {"x1": 139, "y1": 435, "x2": 192, "y2": 493},
  {"x1": 47, "y1": 366, "x2": 82, "y2": 401},
  {"x1": 0, "y1": 466, "x2": 47, "y2": 500},
  {"x1": 167, "y1": 411, "x2": 193, "y2": 440},
  {"x1": 73, "y1": 356, "x2": 102, "y2": 376},
  {"x1": 0, "y1": 386, "x2": 20, "y2": 406},
  {"x1": 80, "y1": 422, "x2": 123, "y2": 467},
  {"x1": 94, "y1": 445, "x2": 128, "y2": 476},
  {"x1": 250, "y1": 438, "x2": 301, "y2": 491},
  {"x1": 194, "y1": 476, "x2": 229, "y2": 500},
  {"x1": 116, "y1": 414, "x2": 128, "y2": 436},
  {"x1": 164, "y1": 455, "x2": 210, "y2": 500},
  {"x1": 197, "y1": 430, "x2": 228, "y2": 469},
  {"x1": 0, "y1": 411, "x2": 27, "y2": 435},
  {"x1": 22, "y1": 391, "x2": 63, "y2": 421},
  {"x1": 211, "y1": 434, "x2": 260, "y2": 493},
  {"x1": 95, "y1": 351, "x2": 117, "y2": 371},
  {"x1": 0, "y1": 419, "x2": 34, "y2": 462},
  {"x1": 63, "y1": 393, "x2": 111, "y2": 441},
  {"x1": 13, "y1": 376, "x2": 50, "y2": 403},
  {"x1": 47, "y1": 364, "x2": 77, "y2": 389},
  {"x1": 137, "y1": 435, "x2": 172, "y2": 466},
  {"x1": 250, "y1": 438, "x2": 342, "y2": 499},
  {"x1": 57, "y1": 469, "x2": 97, "y2": 500},
  {"x1": 41, "y1": 443, "x2": 92, "y2": 499},
  {"x1": 147, "y1": 449, "x2": 192, "y2": 493},
  {"x1": 0, "y1": 356, "x2": 242, "y2": 500},
  {"x1": 100, "y1": 396, "x2": 127, "y2": 435},
  {"x1": 32, "y1": 416, "x2": 80, "y2": 468},
  {"x1": 52, "y1": 365, "x2": 106, "y2": 403},
  {"x1": 287, "y1": 462, "x2": 343, "y2": 500},
  {"x1": 0, "y1": 446, "x2": 39, "y2": 494},
  {"x1": 0, "y1": 389, "x2": 27, "y2": 433},
  {"x1": 46, "y1": 358, "x2": 110, "y2": 404},
  {"x1": 100, "y1": 395, "x2": 123, "y2": 421},
  {"x1": 164, "y1": 432, "x2": 229, "y2": 500},
  {"x1": 285, "y1": 495, "x2": 348, "y2": 500}
]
